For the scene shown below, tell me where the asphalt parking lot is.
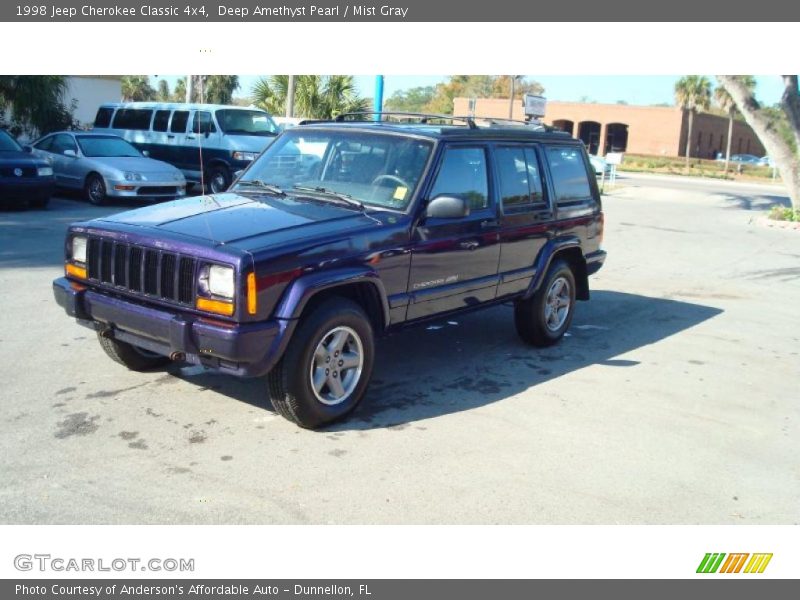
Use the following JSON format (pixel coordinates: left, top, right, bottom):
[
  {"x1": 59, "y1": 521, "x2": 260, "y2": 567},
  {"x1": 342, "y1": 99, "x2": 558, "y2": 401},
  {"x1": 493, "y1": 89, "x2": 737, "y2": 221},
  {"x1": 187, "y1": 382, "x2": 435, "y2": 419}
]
[{"x1": 1, "y1": 175, "x2": 798, "y2": 524}]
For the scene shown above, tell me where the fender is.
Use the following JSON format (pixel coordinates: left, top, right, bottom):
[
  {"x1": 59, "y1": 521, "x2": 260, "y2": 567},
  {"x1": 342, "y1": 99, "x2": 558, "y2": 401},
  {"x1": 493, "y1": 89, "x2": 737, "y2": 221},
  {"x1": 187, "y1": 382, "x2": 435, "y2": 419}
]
[
  {"x1": 273, "y1": 266, "x2": 391, "y2": 326},
  {"x1": 523, "y1": 235, "x2": 585, "y2": 300}
]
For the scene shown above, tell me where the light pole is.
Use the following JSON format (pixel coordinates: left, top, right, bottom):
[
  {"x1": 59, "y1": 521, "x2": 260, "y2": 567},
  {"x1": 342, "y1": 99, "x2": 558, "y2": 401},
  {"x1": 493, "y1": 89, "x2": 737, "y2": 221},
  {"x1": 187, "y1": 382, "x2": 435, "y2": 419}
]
[
  {"x1": 508, "y1": 75, "x2": 520, "y2": 119},
  {"x1": 286, "y1": 75, "x2": 296, "y2": 118},
  {"x1": 374, "y1": 75, "x2": 384, "y2": 121}
]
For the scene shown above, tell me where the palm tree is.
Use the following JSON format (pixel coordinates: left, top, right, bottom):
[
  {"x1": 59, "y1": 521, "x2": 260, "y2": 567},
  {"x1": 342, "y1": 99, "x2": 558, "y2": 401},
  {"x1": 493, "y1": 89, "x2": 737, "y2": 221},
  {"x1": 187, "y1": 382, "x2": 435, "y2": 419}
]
[
  {"x1": 121, "y1": 75, "x2": 155, "y2": 101},
  {"x1": 0, "y1": 75, "x2": 72, "y2": 135},
  {"x1": 674, "y1": 76, "x2": 712, "y2": 165},
  {"x1": 251, "y1": 75, "x2": 368, "y2": 119},
  {"x1": 714, "y1": 76, "x2": 756, "y2": 173}
]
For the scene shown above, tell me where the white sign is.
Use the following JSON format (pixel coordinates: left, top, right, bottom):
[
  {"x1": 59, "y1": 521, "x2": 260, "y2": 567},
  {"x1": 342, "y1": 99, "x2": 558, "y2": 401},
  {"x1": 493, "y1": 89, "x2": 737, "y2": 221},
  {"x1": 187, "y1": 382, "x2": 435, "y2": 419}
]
[
  {"x1": 523, "y1": 94, "x2": 547, "y2": 118},
  {"x1": 606, "y1": 152, "x2": 624, "y2": 165}
]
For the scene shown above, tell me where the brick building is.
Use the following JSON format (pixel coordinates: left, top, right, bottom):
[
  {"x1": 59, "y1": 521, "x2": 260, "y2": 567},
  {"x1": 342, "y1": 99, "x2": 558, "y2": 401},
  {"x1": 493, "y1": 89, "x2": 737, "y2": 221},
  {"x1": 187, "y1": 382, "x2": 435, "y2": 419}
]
[{"x1": 453, "y1": 98, "x2": 765, "y2": 159}]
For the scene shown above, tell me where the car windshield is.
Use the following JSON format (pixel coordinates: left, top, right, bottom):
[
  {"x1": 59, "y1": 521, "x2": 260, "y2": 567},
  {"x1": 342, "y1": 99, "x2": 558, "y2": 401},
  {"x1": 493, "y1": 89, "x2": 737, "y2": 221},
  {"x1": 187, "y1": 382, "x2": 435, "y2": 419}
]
[
  {"x1": 234, "y1": 129, "x2": 434, "y2": 210},
  {"x1": 0, "y1": 130, "x2": 22, "y2": 152},
  {"x1": 215, "y1": 109, "x2": 279, "y2": 136},
  {"x1": 77, "y1": 136, "x2": 141, "y2": 157}
]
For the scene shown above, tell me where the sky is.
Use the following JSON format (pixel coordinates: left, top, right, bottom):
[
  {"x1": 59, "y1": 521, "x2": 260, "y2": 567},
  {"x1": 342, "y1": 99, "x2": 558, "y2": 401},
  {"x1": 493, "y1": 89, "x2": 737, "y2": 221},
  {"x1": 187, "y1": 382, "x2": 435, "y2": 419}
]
[{"x1": 152, "y1": 75, "x2": 786, "y2": 107}]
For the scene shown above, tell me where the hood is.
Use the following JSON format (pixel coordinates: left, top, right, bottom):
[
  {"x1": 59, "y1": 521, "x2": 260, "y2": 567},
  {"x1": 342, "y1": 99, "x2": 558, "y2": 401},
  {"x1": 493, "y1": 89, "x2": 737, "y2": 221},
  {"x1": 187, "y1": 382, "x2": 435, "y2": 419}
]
[
  {"x1": 97, "y1": 192, "x2": 381, "y2": 247},
  {"x1": 225, "y1": 133, "x2": 276, "y2": 153},
  {"x1": 0, "y1": 150, "x2": 48, "y2": 167},
  {"x1": 89, "y1": 156, "x2": 182, "y2": 176}
]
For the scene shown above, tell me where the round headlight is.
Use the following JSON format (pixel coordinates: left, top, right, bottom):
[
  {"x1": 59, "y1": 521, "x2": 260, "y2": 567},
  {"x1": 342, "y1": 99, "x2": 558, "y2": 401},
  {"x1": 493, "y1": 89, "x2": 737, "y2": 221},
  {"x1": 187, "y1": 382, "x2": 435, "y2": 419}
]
[{"x1": 72, "y1": 236, "x2": 87, "y2": 264}]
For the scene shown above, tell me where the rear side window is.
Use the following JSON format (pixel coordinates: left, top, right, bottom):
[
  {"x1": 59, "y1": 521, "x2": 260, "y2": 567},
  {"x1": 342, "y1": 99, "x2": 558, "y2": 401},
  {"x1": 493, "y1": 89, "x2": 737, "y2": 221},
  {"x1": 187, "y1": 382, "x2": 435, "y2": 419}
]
[
  {"x1": 152, "y1": 110, "x2": 170, "y2": 132},
  {"x1": 112, "y1": 109, "x2": 153, "y2": 131},
  {"x1": 495, "y1": 146, "x2": 546, "y2": 209},
  {"x1": 545, "y1": 146, "x2": 593, "y2": 206},
  {"x1": 429, "y1": 146, "x2": 489, "y2": 210},
  {"x1": 94, "y1": 107, "x2": 114, "y2": 128},
  {"x1": 170, "y1": 111, "x2": 189, "y2": 133}
]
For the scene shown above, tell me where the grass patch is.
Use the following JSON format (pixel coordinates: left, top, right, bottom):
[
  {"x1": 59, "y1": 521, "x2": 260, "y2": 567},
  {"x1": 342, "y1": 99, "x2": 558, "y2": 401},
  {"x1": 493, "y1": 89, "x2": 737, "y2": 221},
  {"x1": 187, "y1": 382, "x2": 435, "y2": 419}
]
[{"x1": 617, "y1": 153, "x2": 778, "y2": 182}]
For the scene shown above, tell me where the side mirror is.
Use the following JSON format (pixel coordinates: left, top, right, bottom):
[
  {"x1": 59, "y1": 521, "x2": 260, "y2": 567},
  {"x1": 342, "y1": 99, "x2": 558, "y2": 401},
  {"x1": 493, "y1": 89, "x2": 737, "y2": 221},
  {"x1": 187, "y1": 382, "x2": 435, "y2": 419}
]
[
  {"x1": 142, "y1": 150, "x2": 150, "y2": 157},
  {"x1": 63, "y1": 149, "x2": 77, "y2": 158},
  {"x1": 425, "y1": 195, "x2": 470, "y2": 219},
  {"x1": 23, "y1": 145, "x2": 33, "y2": 153}
]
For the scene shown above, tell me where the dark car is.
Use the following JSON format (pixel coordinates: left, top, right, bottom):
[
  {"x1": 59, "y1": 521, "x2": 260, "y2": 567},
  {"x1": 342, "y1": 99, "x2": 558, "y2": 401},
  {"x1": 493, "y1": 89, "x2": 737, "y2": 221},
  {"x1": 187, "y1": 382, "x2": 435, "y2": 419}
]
[
  {"x1": 0, "y1": 129, "x2": 55, "y2": 208},
  {"x1": 53, "y1": 113, "x2": 606, "y2": 428}
]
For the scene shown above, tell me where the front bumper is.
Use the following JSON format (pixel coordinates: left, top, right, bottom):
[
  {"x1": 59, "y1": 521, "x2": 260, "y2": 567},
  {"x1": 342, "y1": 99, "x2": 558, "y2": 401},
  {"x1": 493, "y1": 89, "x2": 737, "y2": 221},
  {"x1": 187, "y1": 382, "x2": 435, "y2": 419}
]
[
  {"x1": 106, "y1": 179, "x2": 187, "y2": 199},
  {"x1": 0, "y1": 178, "x2": 55, "y2": 201},
  {"x1": 53, "y1": 277, "x2": 288, "y2": 377}
]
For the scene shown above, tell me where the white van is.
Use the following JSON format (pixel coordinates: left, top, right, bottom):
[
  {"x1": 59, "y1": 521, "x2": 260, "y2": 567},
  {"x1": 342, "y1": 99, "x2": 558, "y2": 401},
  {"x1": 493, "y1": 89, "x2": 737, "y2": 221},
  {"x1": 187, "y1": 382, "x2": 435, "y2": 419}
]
[{"x1": 92, "y1": 102, "x2": 279, "y2": 193}]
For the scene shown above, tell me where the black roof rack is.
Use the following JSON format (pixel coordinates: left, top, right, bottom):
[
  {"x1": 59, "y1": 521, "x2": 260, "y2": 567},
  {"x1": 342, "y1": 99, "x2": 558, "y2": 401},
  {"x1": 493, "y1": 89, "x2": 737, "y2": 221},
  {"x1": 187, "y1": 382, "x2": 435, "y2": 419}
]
[{"x1": 334, "y1": 111, "x2": 477, "y2": 129}]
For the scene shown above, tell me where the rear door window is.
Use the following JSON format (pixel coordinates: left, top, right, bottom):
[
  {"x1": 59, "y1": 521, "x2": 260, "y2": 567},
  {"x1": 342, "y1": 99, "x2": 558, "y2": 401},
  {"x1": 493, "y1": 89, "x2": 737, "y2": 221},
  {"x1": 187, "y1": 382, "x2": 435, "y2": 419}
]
[
  {"x1": 544, "y1": 145, "x2": 594, "y2": 207},
  {"x1": 495, "y1": 146, "x2": 547, "y2": 210}
]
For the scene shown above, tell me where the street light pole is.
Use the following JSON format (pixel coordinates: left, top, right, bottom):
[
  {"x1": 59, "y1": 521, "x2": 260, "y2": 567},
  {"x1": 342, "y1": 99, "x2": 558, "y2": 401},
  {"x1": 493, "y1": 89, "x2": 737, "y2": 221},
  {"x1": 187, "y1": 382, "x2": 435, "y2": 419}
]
[{"x1": 508, "y1": 75, "x2": 517, "y2": 119}]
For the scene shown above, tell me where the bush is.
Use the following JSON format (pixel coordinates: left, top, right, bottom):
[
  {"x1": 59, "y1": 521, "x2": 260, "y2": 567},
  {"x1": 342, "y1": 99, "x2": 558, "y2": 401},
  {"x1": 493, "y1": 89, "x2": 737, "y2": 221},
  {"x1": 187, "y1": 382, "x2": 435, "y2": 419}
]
[{"x1": 768, "y1": 206, "x2": 799, "y2": 222}]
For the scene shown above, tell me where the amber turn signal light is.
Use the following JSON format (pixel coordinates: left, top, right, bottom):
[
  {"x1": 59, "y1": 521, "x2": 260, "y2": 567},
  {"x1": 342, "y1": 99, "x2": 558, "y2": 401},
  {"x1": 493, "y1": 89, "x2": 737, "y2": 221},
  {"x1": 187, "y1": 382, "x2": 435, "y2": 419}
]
[
  {"x1": 247, "y1": 272, "x2": 257, "y2": 315},
  {"x1": 65, "y1": 263, "x2": 87, "y2": 279},
  {"x1": 196, "y1": 297, "x2": 234, "y2": 316}
]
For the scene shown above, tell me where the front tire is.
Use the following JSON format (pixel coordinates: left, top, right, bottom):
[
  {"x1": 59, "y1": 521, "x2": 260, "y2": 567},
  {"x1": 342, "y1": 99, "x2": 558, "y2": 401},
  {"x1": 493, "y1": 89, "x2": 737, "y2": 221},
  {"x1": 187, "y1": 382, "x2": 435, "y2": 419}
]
[
  {"x1": 514, "y1": 259, "x2": 576, "y2": 347},
  {"x1": 97, "y1": 333, "x2": 170, "y2": 371},
  {"x1": 267, "y1": 297, "x2": 374, "y2": 429},
  {"x1": 85, "y1": 173, "x2": 107, "y2": 205},
  {"x1": 206, "y1": 165, "x2": 231, "y2": 194}
]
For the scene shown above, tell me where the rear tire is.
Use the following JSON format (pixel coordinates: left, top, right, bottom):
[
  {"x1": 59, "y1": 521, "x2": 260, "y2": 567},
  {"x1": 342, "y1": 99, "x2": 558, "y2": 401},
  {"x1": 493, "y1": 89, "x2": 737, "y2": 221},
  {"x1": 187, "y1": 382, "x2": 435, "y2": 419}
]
[
  {"x1": 97, "y1": 332, "x2": 170, "y2": 371},
  {"x1": 267, "y1": 297, "x2": 374, "y2": 429},
  {"x1": 514, "y1": 259, "x2": 576, "y2": 347}
]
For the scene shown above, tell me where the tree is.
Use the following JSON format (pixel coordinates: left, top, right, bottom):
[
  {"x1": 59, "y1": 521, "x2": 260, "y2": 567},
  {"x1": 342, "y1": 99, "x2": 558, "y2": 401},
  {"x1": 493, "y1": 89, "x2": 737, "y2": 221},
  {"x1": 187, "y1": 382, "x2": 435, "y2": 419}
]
[
  {"x1": 714, "y1": 76, "x2": 756, "y2": 172},
  {"x1": 156, "y1": 79, "x2": 171, "y2": 102},
  {"x1": 173, "y1": 77, "x2": 187, "y2": 102},
  {"x1": 383, "y1": 86, "x2": 436, "y2": 113},
  {"x1": 422, "y1": 75, "x2": 544, "y2": 115},
  {"x1": 0, "y1": 75, "x2": 75, "y2": 136},
  {"x1": 717, "y1": 75, "x2": 800, "y2": 215},
  {"x1": 674, "y1": 76, "x2": 712, "y2": 165},
  {"x1": 251, "y1": 75, "x2": 368, "y2": 119},
  {"x1": 121, "y1": 75, "x2": 155, "y2": 101}
]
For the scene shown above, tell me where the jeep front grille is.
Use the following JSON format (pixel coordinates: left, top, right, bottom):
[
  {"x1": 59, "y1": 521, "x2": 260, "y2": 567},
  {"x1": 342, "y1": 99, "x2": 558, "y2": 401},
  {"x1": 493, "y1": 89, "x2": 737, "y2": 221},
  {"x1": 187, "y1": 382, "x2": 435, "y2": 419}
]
[{"x1": 85, "y1": 237, "x2": 196, "y2": 305}]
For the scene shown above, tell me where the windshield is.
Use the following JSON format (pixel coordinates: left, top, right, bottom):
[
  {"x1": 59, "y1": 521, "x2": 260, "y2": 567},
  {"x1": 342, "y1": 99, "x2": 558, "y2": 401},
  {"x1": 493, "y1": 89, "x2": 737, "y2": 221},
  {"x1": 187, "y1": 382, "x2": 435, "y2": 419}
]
[
  {"x1": 0, "y1": 130, "x2": 22, "y2": 152},
  {"x1": 216, "y1": 109, "x2": 279, "y2": 136},
  {"x1": 77, "y1": 136, "x2": 141, "y2": 157},
  {"x1": 234, "y1": 129, "x2": 434, "y2": 210}
]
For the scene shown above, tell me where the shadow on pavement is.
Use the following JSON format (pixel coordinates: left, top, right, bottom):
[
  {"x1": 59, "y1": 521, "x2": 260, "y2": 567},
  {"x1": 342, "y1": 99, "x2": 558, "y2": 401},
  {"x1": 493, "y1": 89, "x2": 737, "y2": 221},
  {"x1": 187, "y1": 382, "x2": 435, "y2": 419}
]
[{"x1": 170, "y1": 291, "x2": 723, "y2": 431}]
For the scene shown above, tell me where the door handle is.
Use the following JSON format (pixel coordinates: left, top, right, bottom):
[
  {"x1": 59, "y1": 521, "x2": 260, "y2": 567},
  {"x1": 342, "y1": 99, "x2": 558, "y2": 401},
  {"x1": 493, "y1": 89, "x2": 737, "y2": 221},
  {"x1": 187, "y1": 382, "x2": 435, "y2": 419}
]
[
  {"x1": 460, "y1": 240, "x2": 480, "y2": 251},
  {"x1": 480, "y1": 219, "x2": 500, "y2": 228},
  {"x1": 167, "y1": 134, "x2": 175, "y2": 139},
  {"x1": 187, "y1": 136, "x2": 196, "y2": 140}
]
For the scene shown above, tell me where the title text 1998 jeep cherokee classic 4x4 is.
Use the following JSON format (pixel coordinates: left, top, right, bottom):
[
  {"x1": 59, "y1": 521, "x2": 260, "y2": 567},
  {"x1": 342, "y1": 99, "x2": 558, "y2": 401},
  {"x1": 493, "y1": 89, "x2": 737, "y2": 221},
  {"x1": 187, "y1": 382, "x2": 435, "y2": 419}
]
[{"x1": 53, "y1": 113, "x2": 606, "y2": 428}]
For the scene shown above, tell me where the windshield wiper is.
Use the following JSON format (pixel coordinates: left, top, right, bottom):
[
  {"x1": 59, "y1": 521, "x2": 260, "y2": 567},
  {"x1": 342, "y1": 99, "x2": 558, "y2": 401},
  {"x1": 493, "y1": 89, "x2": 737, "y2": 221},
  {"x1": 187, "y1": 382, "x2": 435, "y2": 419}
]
[
  {"x1": 235, "y1": 180, "x2": 286, "y2": 196},
  {"x1": 291, "y1": 185, "x2": 365, "y2": 211}
]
